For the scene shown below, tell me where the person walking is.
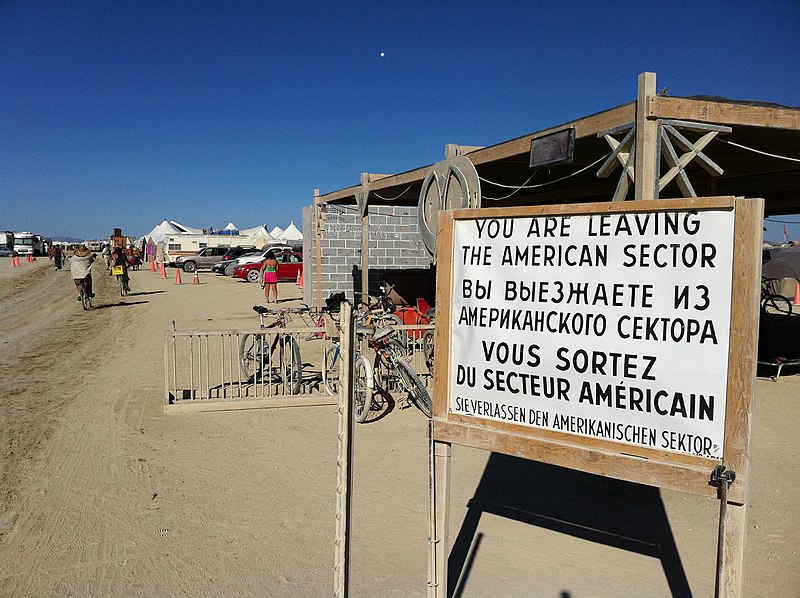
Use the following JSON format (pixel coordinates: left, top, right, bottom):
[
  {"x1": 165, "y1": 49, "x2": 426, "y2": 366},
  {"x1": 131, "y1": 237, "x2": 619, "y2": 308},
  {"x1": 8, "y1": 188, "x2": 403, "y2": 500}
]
[
  {"x1": 53, "y1": 244, "x2": 63, "y2": 271},
  {"x1": 259, "y1": 250, "x2": 279, "y2": 303}
]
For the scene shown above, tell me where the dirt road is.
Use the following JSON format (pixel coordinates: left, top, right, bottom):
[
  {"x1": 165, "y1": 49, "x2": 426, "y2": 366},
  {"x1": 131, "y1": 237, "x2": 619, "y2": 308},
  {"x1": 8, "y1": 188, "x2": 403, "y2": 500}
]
[{"x1": 0, "y1": 258, "x2": 798, "y2": 596}]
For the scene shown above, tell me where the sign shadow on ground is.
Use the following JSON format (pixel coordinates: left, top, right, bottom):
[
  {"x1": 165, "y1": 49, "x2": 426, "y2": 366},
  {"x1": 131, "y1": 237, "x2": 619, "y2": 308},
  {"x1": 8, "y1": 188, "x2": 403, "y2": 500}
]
[{"x1": 448, "y1": 453, "x2": 691, "y2": 597}]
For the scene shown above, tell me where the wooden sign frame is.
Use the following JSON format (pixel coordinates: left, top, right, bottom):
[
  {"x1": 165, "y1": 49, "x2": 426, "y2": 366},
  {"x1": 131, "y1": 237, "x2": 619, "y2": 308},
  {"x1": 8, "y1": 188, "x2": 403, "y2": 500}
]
[{"x1": 432, "y1": 197, "x2": 762, "y2": 504}]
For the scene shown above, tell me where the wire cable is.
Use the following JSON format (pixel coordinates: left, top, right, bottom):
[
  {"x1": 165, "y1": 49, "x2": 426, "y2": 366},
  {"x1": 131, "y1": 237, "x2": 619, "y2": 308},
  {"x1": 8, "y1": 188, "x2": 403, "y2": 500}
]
[
  {"x1": 480, "y1": 153, "x2": 611, "y2": 200},
  {"x1": 372, "y1": 184, "x2": 415, "y2": 201},
  {"x1": 716, "y1": 138, "x2": 800, "y2": 163}
]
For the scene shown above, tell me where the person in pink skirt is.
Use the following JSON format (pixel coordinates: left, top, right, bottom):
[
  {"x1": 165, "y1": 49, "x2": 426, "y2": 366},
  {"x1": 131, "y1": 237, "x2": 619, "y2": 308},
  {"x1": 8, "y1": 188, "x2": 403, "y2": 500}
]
[{"x1": 259, "y1": 250, "x2": 279, "y2": 303}]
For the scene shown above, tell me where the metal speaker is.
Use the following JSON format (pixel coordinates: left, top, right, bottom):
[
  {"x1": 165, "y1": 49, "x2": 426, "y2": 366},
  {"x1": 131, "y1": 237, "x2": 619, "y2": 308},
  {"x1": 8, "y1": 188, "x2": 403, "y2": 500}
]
[{"x1": 417, "y1": 156, "x2": 480, "y2": 263}]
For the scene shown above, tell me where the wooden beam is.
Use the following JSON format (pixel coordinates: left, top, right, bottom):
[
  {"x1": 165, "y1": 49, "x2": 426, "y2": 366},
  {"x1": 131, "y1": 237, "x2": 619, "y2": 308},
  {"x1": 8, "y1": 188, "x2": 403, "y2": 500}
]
[
  {"x1": 648, "y1": 96, "x2": 800, "y2": 130},
  {"x1": 470, "y1": 103, "x2": 636, "y2": 166},
  {"x1": 317, "y1": 104, "x2": 637, "y2": 204},
  {"x1": 314, "y1": 189, "x2": 323, "y2": 311},
  {"x1": 317, "y1": 184, "x2": 361, "y2": 204},
  {"x1": 445, "y1": 144, "x2": 485, "y2": 158},
  {"x1": 635, "y1": 72, "x2": 658, "y2": 200},
  {"x1": 360, "y1": 173, "x2": 370, "y2": 304}
]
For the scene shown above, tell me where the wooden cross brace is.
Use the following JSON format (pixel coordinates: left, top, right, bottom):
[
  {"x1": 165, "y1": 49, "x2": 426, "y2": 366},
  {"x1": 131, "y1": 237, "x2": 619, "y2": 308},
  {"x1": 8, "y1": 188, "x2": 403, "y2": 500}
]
[
  {"x1": 597, "y1": 123, "x2": 637, "y2": 201},
  {"x1": 657, "y1": 119, "x2": 731, "y2": 197}
]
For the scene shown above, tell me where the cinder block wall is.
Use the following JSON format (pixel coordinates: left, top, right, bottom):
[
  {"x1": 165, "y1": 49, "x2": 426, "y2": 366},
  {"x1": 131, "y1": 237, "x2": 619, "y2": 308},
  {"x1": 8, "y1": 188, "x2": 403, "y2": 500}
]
[{"x1": 303, "y1": 203, "x2": 431, "y2": 307}]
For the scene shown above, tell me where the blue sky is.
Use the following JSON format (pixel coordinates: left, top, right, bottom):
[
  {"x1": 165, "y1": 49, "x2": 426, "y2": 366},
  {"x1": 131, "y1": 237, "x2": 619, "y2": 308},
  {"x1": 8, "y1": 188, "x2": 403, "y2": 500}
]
[{"x1": 2, "y1": 1, "x2": 798, "y2": 241}]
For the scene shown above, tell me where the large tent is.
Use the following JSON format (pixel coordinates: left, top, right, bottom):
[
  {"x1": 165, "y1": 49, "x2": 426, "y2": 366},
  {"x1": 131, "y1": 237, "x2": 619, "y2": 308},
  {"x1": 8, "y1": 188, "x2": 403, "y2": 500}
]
[
  {"x1": 144, "y1": 220, "x2": 185, "y2": 244},
  {"x1": 281, "y1": 222, "x2": 303, "y2": 241}
]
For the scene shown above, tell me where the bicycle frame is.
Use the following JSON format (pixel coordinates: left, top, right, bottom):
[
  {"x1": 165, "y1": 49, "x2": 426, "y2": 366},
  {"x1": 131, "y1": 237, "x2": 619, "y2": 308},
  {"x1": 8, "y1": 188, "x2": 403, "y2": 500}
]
[{"x1": 239, "y1": 306, "x2": 305, "y2": 394}]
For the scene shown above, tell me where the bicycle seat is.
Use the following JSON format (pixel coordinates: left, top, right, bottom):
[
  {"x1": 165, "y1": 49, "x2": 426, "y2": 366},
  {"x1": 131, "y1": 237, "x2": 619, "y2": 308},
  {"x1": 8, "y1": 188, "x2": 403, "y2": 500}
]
[
  {"x1": 253, "y1": 305, "x2": 274, "y2": 315},
  {"x1": 373, "y1": 326, "x2": 394, "y2": 342}
]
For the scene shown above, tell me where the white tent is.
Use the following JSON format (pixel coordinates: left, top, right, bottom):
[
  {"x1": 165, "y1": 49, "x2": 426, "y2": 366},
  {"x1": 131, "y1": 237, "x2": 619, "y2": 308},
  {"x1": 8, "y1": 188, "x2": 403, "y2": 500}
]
[
  {"x1": 224, "y1": 222, "x2": 238, "y2": 231},
  {"x1": 282, "y1": 221, "x2": 303, "y2": 241},
  {"x1": 241, "y1": 225, "x2": 274, "y2": 248},
  {"x1": 144, "y1": 220, "x2": 184, "y2": 244},
  {"x1": 269, "y1": 225, "x2": 284, "y2": 239}
]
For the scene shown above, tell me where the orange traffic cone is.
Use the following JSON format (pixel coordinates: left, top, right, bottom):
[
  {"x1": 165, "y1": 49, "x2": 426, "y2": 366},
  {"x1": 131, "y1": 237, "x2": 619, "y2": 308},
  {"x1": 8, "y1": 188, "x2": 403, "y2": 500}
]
[
  {"x1": 150, "y1": 259, "x2": 156, "y2": 272},
  {"x1": 298, "y1": 271, "x2": 304, "y2": 289},
  {"x1": 794, "y1": 282, "x2": 800, "y2": 306},
  {"x1": 296, "y1": 270, "x2": 301, "y2": 285},
  {"x1": 175, "y1": 268, "x2": 182, "y2": 285},
  {"x1": 193, "y1": 271, "x2": 200, "y2": 285},
  {"x1": 11, "y1": 256, "x2": 18, "y2": 267},
  {"x1": 160, "y1": 263, "x2": 167, "y2": 278}
]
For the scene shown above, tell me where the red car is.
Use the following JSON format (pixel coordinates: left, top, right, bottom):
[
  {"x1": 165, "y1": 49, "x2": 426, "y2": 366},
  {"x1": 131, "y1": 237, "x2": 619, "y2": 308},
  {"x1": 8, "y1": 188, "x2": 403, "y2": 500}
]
[{"x1": 232, "y1": 251, "x2": 303, "y2": 283}]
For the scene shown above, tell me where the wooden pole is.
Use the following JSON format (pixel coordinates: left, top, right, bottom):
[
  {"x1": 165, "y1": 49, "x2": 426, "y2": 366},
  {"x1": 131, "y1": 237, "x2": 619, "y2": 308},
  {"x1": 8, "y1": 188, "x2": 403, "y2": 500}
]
[
  {"x1": 314, "y1": 189, "x2": 323, "y2": 312},
  {"x1": 333, "y1": 302, "x2": 355, "y2": 597},
  {"x1": 635, "y1": 72, "x2": 658, "y2": 200},
  {"x1": 360, "y1": 173, "x2": 370, "y2": 305},
  {"x1": 428, "y1": 435, "x2": 451, "y2": 598}
]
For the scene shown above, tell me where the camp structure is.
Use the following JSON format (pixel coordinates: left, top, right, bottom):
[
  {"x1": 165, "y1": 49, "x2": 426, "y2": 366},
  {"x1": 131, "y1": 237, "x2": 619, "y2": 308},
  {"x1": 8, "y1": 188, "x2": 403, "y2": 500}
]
[{"x1": 304, "y1": 71, "x2": 800, "y2": 310}]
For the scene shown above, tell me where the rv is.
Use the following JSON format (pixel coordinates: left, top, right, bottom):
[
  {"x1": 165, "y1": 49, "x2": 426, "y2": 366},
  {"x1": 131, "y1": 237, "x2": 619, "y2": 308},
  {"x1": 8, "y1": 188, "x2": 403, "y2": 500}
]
[
  {"x1": 1, "y1": 231, "x2": 14, "y2": 250},
  {"x1": 14, "y1": 232, "x2": 45, "y2": 256}
]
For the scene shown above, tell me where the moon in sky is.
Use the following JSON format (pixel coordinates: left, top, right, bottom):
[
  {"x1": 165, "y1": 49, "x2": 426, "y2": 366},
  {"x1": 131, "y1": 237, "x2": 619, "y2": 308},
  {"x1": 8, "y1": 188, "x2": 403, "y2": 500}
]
[{"x1": 380, "y1": 52, "x2": 385, "y2": 57}]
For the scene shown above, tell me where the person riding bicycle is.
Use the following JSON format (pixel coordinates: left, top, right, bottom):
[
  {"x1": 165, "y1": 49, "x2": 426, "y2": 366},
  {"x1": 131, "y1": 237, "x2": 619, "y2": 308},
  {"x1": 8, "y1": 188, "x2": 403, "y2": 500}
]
[
  {"x1": 71, "y1": 245, "x2": 95, "y2": 300},
  {"x1": 110, "y1": 246, "x2": 131, "y2": 292}
]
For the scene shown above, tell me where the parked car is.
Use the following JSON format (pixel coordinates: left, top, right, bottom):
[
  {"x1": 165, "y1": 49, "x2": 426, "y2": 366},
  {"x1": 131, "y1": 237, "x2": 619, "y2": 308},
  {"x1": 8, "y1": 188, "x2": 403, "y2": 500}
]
[
  {"x1": 232, "y1": 251, "x2": 303, "y2": 283},
  {"x1": 212, "y1": 259, "x2": 235, "y2": 275},
  {"x1": 211, "y1": 247, "x2": 259, "y2": 275},
  {"x1": 222, "y1": 246, "x2": 256, "y2": 261},
  {"x1": 175, "y1": 246, "x2": 254, "y2": 272},
  {"x1": 0, "y1": 247, "x2": 19, "y2": 258}
]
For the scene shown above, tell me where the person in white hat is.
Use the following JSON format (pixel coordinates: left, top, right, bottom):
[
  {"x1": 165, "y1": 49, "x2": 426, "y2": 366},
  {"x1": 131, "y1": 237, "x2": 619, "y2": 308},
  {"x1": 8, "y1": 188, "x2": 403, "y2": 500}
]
[{"x1": 70, "y1": 245, "x2": 95, "y2": 300}]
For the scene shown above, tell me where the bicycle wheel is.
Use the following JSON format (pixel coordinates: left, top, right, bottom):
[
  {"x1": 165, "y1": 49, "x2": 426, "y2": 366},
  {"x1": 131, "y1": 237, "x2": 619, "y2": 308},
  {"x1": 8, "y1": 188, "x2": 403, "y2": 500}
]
[
  {"x1": 762, "y1": 295, "x2": 792, "y2": 321},
  {"x1": 80, "y1": 284, "x2": 91, "y2": 311},
  {"x1": 395, "y1": 359, "x2": 432, "y2": 417},
  {"x1": 354, "y1": 355, "x2": 373, "y2": 423},
  {"x1": 421, "y1": 330, "x2": 435, "y2": 375},
  {"x1": 384, "y1": 338, "x2": 407, "y2": 361},
  {"x1": 118, "y1": 276, "x2": 126, "y2": 296},
  {"x1": 278, "y1": 335, "x2": 303, "y2": 394},
  {"x1": 239, "y1": 333, "x2": 266, "y2": 380},
  {"x1": 323, "y1": 343, "x2": 340, "y2": 396}
]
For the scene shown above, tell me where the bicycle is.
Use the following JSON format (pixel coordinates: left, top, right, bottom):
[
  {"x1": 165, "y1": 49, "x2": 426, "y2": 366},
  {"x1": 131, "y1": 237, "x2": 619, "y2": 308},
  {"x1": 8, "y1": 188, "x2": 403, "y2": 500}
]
[
  {"x1": 79, "y1": 276, "x2": 93, "y2": 311},
  {"x1": 322, "y1": 306, "x2": 431, "y2": 421},
  {"x1": 761, "y1": 278, "x2": 792, "y2": 321},
  {"x1": 239, "y1": 306, "x2": 304, "y2": 394},
  {"x1": 368, "y1": 322, "x2": 432, "y2": 418},
  {"x1": 322, "y1": 334, "x2": 376, "y2": 423},
  {"x1": 112, "y1": 265, "x2": 128, "y2": 296}
]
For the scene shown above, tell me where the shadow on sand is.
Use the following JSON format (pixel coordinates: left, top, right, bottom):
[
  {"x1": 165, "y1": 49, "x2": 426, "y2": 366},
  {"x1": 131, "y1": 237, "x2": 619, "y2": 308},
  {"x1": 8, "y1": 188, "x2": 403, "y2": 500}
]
[
  {"x1": 449, "y1": 453, "x2": 692, "y2": 598},
  {"x1": 94, "y1": 300, "x2": 149, "y2": 309}
]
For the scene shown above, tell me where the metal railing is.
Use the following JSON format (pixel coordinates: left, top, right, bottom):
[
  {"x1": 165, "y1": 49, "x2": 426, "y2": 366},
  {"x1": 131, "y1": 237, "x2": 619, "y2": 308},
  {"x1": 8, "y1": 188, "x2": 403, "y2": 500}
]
[{"x1": 164, "y1": 321, "x2": 435, "y2": 409}]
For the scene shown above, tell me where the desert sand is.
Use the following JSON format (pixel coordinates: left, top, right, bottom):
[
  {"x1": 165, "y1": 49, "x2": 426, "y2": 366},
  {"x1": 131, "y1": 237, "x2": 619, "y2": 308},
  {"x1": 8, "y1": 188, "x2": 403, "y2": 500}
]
[{"x1": 0, "y1": 258, "x2": 798, "y2": 597}]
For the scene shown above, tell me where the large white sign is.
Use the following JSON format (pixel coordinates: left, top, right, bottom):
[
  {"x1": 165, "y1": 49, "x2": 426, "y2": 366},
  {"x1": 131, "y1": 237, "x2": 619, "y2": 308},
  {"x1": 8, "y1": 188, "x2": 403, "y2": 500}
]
[{"x1": 449, "y1": 209, "x2": 735, "y2": 459}]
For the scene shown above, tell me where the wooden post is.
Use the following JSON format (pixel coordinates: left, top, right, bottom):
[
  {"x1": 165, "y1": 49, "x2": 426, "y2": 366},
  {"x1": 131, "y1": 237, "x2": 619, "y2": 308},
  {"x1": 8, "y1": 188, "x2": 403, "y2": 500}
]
[
  {"x1": 718, "y1": 501, "x2": 747, "y2": 597},
  {"x1": 314, "y1": 189, "x2": 323, "y2": 312},
  {"x1": 428, "y1": 434, "x2": 451, "y2": 598},
  {"x1": 635, "y1": 72, "x2": 658, "y2": 200},
  {"x1": 360, "y1": 173, "x2": 370, "y2": 305},
  {"x1": 333, "y1": 302, "x2": 355, "y2": 597}
]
